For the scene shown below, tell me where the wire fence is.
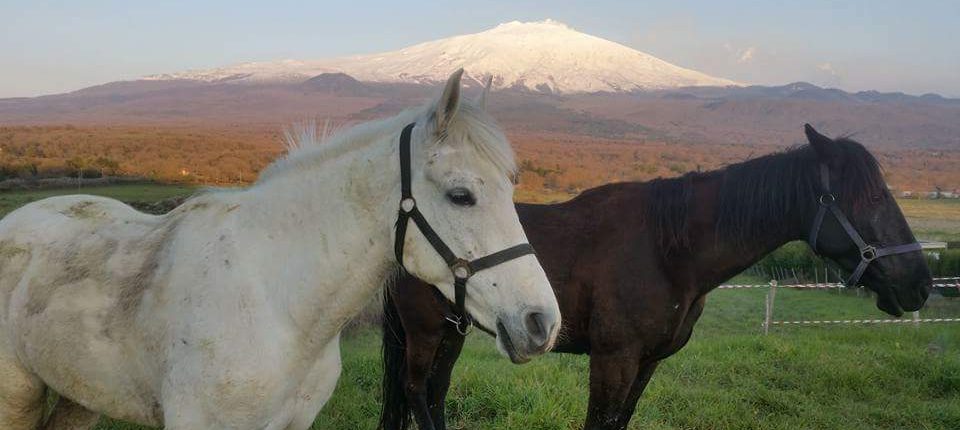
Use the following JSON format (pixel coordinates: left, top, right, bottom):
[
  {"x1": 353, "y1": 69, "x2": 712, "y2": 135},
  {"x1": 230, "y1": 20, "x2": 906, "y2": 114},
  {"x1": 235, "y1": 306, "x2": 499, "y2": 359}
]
[{"x1": 716, "y1": 277, "x2": 960, "y2": 334}]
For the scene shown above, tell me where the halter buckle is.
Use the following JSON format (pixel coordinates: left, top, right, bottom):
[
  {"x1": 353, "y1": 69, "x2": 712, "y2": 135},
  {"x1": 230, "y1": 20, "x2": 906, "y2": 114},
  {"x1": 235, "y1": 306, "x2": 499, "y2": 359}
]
[
  {"x1": 451, "y1": 259, "x2": 472, "y2": 279},
  {"x1": 399, "y1": 197, "x2": 416, "y2": 213},
  {"x1": 861, "y1": 245, "x2": 878, "y2": 262},
  {"x1": 818, "y1": 194, "x2": 836, "y2": 206}
]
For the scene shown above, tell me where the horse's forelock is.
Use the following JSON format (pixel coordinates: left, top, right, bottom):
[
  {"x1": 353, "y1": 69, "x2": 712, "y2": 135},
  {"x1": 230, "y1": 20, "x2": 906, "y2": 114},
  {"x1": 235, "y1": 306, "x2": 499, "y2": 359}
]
[
  {"x1": 833, "y1": 138, "x2": 886, "y2": 210},
  {"x1": 439, "y1": 102, "x2": 518, "y2": 180}
]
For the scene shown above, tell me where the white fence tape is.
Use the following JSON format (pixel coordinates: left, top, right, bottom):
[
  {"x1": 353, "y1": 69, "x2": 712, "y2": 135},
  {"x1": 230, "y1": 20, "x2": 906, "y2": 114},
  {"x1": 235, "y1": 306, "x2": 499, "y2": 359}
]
[
  {"x1": 719, "y1": 277, "x2": 959, "y2": 290},
  {"x1": 718, "y1": 283, "x2": 843, "y2": 289},
  {"x1": 720, "y1": 277, "x2": 960, "y2": 331},
  {"x1": 772, "y1": 318, "x2": 960, "y2": 325}
]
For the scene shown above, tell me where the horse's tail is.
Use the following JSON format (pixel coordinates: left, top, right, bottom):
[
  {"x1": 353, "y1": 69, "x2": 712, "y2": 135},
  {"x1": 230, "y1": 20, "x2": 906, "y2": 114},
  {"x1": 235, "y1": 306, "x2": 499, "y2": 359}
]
[{"x1": 379, "y1": 287, "x2": 411, "y2": 430}]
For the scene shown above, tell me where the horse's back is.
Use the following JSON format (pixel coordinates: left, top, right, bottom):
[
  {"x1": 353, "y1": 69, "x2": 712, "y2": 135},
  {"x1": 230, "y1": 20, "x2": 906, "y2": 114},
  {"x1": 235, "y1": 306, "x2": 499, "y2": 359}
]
[
  {"x1": 0, "y1": 194, "x2": 169, "y2": 425},
  {"x1": 0, "y1": 194, "x2": 163, "y2": 304},
  {"x1": 0, "y1": 194, "x2": 159, "y2": 240}
]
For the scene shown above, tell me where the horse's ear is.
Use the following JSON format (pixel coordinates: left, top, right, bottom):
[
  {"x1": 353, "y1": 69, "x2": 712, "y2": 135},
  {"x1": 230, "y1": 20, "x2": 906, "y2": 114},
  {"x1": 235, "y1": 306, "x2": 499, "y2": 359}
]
[
  {"x1": 478, "y1": 75, "x2": 493, "y2": 111},
  {"x1": 804, "y1": 123, "x2": 837, "y2": 162},
  {"x1": 435, "y1": 69, "x2": 464, "y2": 137}
]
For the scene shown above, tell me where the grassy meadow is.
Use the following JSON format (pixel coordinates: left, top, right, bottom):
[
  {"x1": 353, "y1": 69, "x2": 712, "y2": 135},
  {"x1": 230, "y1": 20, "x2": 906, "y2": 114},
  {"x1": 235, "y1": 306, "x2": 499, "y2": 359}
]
[
  {"x1": 309, "y1": 284, "x2": 960, "y2": 430},
  {"x1": 898, "y1": 198, "x2": 960, "y2": 243},
  {"x1": 0, "y1": 185, "x2": 956, "y2": 429}
]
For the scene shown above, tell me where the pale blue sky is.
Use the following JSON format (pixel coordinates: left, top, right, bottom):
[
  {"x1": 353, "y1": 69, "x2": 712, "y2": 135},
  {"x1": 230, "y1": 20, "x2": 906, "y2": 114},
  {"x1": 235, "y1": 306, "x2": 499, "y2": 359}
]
[{"x1": 2, "y1": 0, "x2": 958, "y2": 97}]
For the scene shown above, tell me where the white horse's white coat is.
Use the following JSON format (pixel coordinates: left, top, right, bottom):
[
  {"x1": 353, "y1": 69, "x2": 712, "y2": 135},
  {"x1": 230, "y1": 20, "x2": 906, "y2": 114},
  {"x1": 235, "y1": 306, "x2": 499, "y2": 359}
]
[{"x1": 0, "y1": 70, "x2": 560, "y2": 429}]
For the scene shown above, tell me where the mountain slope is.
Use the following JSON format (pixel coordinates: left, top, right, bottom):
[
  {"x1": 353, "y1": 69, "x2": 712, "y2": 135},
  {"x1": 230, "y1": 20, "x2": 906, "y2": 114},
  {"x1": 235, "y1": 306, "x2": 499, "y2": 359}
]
[{"x1": 145, "y1": 20, "x2": 737, "y2": 93}]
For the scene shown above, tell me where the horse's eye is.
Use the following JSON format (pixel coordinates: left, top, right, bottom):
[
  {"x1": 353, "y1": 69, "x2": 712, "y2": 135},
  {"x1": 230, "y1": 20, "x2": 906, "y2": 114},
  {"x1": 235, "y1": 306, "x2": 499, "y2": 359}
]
[
  {"x1": 870, "y1": 194, "x2": 884, "y2": 203},
  {"x1": 446, "y1": 188, "x2": 476, "y2": 207}
]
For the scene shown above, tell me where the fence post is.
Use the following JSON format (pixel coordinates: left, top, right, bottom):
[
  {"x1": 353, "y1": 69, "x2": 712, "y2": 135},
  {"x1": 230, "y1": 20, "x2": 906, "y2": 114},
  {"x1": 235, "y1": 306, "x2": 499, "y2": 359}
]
[
  {"x1": 913, "y1": 310, "x2": 920, "y2": 328},
  {"x1": 764, "y1": 279, "x2": 778, "y2": 335}
]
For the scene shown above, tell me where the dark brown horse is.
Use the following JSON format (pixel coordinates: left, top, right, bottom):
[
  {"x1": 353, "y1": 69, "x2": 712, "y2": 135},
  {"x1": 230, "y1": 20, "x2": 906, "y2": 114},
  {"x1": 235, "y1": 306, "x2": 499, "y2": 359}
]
[{"x1": 379, "y1": 125, "x2": 932, "y2": 430}]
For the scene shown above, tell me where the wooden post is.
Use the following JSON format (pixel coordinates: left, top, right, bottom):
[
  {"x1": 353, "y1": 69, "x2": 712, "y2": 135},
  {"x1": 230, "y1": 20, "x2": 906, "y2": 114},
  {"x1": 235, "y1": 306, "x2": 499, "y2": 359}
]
[{"x1": 764, "y1": 279, "x2": 778, "y2": 335}]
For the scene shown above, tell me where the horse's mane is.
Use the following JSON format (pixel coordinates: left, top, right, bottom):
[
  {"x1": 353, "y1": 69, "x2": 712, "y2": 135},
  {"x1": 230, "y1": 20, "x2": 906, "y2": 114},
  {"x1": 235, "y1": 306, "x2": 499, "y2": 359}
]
[
  {"x1": 647, "y1": 138, "x2": 886, "y2": 253},
  {"x1": 256, "y1": 101, "x2": 517, "y2": 184}
]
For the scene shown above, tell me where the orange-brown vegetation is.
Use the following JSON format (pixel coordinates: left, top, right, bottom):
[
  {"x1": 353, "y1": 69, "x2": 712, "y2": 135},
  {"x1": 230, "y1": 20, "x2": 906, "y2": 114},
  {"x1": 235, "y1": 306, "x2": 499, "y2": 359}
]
[
  {"x1": 512, "y1": 133, "x2": 960, "y2": 202},
  {"x1": 0, "y1": 125, "x2": 280, "y2": 184},
  {"x1": 1, "y1": 125, "x2": 958, "y2": 200}
]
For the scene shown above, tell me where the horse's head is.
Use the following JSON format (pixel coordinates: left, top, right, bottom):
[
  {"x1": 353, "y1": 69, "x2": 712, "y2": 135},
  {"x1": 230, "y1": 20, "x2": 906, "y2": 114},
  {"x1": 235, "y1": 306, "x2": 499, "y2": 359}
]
[
  {"x1": 396, "y1": 70, "x2": 560, "y2": 363},
  {"x1": 804, "y1": 124, "x2": 931, "y2": 316}
]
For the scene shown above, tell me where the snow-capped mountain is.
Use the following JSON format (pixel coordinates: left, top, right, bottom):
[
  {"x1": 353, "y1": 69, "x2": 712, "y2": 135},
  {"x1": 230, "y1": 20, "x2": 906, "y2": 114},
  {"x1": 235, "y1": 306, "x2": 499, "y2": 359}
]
[{"x1": 145, "y1": 19, "x2": 738, "y2": 93}]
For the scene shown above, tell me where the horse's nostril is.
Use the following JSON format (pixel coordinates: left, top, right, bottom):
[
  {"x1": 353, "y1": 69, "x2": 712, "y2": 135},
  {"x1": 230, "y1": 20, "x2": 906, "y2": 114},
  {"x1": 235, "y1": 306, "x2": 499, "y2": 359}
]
[{"x1": 524, "y1": 311, "x2": 549, "y2": 347}]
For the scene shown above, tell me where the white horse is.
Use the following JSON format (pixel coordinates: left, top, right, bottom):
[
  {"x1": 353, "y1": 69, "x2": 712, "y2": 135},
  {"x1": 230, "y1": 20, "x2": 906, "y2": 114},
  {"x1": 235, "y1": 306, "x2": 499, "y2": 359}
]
[{"x1": 0, "y1": 70, "x2": 560, "y2": 429}]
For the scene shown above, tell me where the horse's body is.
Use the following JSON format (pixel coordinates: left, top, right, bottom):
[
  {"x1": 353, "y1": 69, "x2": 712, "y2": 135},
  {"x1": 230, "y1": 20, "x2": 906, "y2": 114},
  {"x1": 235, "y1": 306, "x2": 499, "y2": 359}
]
[
  {"x1": 380, "y1": 126, "x2": 932, "y2": 430},
  {"x1": 1, "y1": 191, "x2": 351, "y2": 429},
  {"x1": 0, "y1": 70, "x2": 560, "y2": 429}
]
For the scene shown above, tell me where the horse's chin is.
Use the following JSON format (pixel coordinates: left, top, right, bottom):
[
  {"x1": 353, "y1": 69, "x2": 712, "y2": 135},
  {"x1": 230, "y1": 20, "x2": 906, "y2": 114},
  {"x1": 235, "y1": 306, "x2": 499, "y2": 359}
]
[
  {"x1": 875, "y1": 289, "x2": 904, "y2": 317},
  {"x1": 496, "y1": 320, "x2": 531, "y2": 364}
]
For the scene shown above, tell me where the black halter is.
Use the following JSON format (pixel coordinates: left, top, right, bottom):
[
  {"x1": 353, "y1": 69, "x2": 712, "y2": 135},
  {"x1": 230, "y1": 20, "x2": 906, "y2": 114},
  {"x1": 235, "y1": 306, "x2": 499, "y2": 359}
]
[
  {"x1": 808, "y1": 164, "x2": 922, "y2": 288},
  {"x1": 394, "y1": 122, "x2": 536, "y2": 335}
]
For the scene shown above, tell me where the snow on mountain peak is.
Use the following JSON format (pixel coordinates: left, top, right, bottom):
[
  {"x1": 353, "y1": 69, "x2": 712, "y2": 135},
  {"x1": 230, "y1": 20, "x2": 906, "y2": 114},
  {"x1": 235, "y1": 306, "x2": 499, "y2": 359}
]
[
  {"x1": 144, "y1": 20, "x2": 739, "y2": 93},
  {"x1": 491, "y1": 19, "x2": 573, "y2": 31}
]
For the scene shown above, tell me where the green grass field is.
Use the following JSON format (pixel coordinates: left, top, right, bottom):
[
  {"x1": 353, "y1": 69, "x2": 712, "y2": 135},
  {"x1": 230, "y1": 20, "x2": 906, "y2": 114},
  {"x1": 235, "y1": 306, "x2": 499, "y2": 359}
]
[
  {"x1": 305, "y1": 282, "x2": 960, "y2": 430},
  {"x1": 0, "y1": 185, "x2": 956, "y2": 429},
  {"x1": 899, "y1": 198, "x2": 960, "y2": 243}
]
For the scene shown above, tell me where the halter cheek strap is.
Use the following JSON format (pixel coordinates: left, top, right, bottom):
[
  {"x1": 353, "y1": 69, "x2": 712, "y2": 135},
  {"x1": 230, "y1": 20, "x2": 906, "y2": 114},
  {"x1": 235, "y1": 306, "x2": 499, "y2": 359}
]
[
  {"x1": 393, "y1": 122, "x2": 536, "y2": 335},
  {"x1": 808, "y1": 164, "x2": 922, "y2": 287}
]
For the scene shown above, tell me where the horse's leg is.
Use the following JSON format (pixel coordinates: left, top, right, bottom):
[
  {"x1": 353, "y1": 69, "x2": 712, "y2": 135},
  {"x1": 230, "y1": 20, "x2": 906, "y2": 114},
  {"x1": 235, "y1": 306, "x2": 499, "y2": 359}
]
[
  {"x1": 406, "y1": 332, "x2": 444, "y2": 430},
  {"x1": 385, "y1": 276, "x2": 455, "y2": 430},
  {"x1": 611, "y1": 361, "x2": 660, "y2": 430},
  {"x1": 583, "y1": 351, "x2": 642, "y2": 430},
  {"x1": 0, "y1": 357, "x2": 45, "y2": 429},
  {"x1": 41, "y1": 396, "x2": 100, "y2": 430},
  {"x1": 426, "y1": 327, "x2": 466, "y2": 430}
]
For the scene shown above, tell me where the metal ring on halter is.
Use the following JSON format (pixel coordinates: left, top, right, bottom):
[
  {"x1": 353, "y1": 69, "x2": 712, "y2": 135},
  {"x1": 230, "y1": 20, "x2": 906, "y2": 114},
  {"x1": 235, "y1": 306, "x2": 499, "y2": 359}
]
[
  {"x1": 451, "y1": 259, "x2": 472, "y2": 280},
  {"x1": 445, "y1": 314, "x2": 472, "y2": 335},
  {"x1": 860, "y1": 246, "x2": 878, "y2": 262},
  {"x1": 399, "y1": 197, "x2": 416, "y2": 213},
  {"x1": 818, "y1": 194, "x2": 836, "y2": 205}
]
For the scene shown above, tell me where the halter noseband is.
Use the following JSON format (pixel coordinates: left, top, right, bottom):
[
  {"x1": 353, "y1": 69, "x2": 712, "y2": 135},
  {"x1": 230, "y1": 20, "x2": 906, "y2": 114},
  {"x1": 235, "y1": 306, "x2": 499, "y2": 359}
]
[
  {"x1": 394, "y1": 122, "x2": 536, "y2": 335},
  {"x1": 808, "y1": 164, "x2": 922, "y2": 288}
]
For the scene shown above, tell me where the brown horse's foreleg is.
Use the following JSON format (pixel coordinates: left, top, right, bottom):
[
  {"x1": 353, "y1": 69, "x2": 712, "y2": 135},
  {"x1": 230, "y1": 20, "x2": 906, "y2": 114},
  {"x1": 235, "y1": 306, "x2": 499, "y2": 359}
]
[
  {"x1": 406, "y1": 336, "x2": 443, "y2": 430},
  {"x1": 386, "y1": 276, "x2": 454, "y2": 430},
  {"x1": 426, "y1": 328, "x2": 466, "y2": 430},
  {"x1": 612, "y1": 361, "x2": 660, "y2": 430},
  {"x1": 583, "y1": 351, "x2": 642, "y2": 430},
  {"x1": 409, "y1": 392, "x2": 434, "y2": 430}
]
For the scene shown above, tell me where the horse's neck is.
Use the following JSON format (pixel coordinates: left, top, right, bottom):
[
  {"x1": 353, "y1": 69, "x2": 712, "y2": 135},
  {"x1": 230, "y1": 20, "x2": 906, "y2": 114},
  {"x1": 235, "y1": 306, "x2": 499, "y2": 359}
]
[
  {"x1": 236, "y1": 135, "x2": 400, "y2": 342},
  {"x1": 686, "y1": 174, "x2": 809, "y2": 293}
]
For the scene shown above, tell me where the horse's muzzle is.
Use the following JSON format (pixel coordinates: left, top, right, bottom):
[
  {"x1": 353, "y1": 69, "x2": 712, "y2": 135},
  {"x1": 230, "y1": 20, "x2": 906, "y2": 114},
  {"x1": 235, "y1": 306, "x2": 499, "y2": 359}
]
[{"x1": 496, "y1": 307, "x2": 559, "y2": 363}]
